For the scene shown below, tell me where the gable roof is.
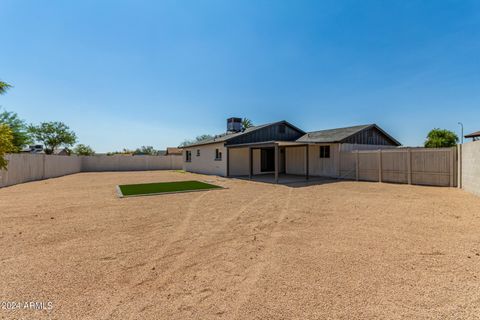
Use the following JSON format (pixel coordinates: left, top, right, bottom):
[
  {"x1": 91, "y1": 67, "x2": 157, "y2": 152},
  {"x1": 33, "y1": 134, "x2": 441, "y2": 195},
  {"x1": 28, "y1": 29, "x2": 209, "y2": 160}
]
[
  {"x1": 297, "y1": 124, "x2": 401, "y2": 145},
  {"x1": 181, "y1": 121, "x2": 305, "y2": 147}
]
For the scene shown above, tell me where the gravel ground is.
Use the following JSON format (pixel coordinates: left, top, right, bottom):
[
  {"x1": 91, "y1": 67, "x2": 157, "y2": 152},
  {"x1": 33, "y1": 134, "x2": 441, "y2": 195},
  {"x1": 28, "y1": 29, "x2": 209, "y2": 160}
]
[{"x1": 1, "y1": 171, "x2": 480, "y2": 320}]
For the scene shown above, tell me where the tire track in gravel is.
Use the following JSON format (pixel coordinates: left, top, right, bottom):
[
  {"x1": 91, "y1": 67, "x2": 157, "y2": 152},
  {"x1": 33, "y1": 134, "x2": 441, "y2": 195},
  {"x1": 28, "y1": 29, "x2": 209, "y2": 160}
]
[
  {"x1": 103, "y1": 191, "x2": 208, "y2": 319},
  {"x1": 133, "y1": 187, "x2": 281, "y2": 299},
  {"x1": 105, "y1": 184, "x2": 279, "y2": 318},
  {"x1": 230, "y1": 187, "x2": 293, "y2": 320}
]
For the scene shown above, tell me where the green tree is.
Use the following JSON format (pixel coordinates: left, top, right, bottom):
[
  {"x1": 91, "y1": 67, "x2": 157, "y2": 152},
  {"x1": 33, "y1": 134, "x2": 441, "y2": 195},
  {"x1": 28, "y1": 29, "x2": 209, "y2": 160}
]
[
  {"x1": 0, "y1": 124, "x2": 15, "y2": 169},
  {"x1": 424, "y1": 128, "x2": 459, "y2": 148},
  {"x1": 28, "y1": 121, "x2": 77, "y2": 154},
  {"x1": 179, "y1": 134, "x2": 214, "y2": 147},
  {"x1": 107, "y1": 148, "x2": 134, "y2": 156},
  {"x1": 0, "y1": 80, "x2": 12, "y2": 95},
  {"x1": 73, "y1": 144, "x2": 95, "y2": 156},
  {"x1": 0, "y1": 108, "x2": 31, "y2": 151},
  {"x1": 242, "y1": 118, "x2": 253, "y2": 129},
  {"x1": 133, "y1": 146, "x2": 162, "y2": 155}
]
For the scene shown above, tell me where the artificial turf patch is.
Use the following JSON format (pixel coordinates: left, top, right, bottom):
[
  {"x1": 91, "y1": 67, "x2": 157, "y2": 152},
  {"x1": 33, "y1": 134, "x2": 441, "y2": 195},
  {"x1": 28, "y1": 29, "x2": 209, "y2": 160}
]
[{"x1": 117, "y1": 180, "x2": 222, "y2": 197}]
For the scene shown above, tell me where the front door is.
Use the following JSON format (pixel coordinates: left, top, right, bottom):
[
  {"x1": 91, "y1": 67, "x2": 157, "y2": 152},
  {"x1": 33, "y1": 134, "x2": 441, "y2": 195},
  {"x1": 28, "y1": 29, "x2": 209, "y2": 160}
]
[{"x1": 261, "y1": 148, "x2": 275, "y2": 172}]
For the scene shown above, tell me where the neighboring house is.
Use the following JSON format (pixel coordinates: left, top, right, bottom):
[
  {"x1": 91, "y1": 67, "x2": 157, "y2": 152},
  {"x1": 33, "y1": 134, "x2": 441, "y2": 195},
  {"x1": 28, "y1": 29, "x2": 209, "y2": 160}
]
[
  {"x1": 465, "y1": 131, "x2": 480, "y2": 141},
  {"x1": 182, "y1": 118, "x2": 401, "y2": 181},
  {"x1": 166, "y1": 147, "x2": 183, "y2": 156},
  {"x1": 53, "y1": 148, "x2": 70, "y2": 156}
]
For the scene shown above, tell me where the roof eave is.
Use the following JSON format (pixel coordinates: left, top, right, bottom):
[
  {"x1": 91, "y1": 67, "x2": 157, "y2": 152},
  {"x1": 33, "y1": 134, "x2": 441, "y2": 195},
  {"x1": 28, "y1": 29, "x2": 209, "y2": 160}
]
[{"x1": 180, "y1": 140, "x2": 226, "y2": 148}]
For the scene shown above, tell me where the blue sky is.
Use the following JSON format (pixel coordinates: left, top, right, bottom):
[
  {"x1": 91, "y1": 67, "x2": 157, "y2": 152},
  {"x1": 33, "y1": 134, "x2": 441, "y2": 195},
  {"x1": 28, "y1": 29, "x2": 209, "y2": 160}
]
[{"x1": 1, "y1": 0, "x2": 479, "y2": 152}]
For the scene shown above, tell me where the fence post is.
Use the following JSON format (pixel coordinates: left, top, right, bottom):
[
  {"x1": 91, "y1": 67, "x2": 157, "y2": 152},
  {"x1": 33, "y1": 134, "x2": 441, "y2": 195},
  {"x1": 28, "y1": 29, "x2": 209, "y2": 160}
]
[
  {"x1": 407, "y1": 148, "x2": 412, "y2": 185},
  {"x1": 457, "y1": 144, "x2": 462, "y2": 189},
  {"x1": 355, "y1": 151, "x2": 359, "y2": 181},
  {"x1": 450, "y1": 146, "x2": 455, "y2": 187},
  {"x1": 42, "y1": 154, "x2": 46, "y2": 180},
  {"x1": 378, "y1": 150, "x2": 382, "y2": 183}
]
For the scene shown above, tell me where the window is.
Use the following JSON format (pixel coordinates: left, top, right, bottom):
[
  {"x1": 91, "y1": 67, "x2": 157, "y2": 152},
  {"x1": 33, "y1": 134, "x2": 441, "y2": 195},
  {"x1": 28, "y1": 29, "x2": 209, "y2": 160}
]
[
  {"x1": 196, "y1": 149, "x2": 200, "y2": 156},
  {"x1": 185, "y1": 151, "x2": 192, "y2": 162},
  {"x1": 278, "y1": 124, "x2": 286, "y2": 134},
  {"x1": 215, "y1": 148, "x2": 222, "y2": 161},
  {"x1": 320, "y1": 145, "x2": 330, "y2": 158}
]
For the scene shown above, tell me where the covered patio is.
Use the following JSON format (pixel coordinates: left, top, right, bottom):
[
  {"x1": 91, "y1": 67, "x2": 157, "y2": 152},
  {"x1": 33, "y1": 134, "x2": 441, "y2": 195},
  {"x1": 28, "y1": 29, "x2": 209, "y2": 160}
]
[
  {"x1": 234, "y1": 173, "x2": 335, "y2": 186},
  {"x1": 226, "y1": 141, "x2": 311, "y2": 183}
]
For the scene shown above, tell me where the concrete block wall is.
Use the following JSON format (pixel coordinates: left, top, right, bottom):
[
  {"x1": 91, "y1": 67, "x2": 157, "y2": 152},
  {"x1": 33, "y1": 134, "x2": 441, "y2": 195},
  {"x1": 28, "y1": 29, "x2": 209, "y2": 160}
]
[{"x1": 461, "y1": 141, "x2": 480, "y2": 196}]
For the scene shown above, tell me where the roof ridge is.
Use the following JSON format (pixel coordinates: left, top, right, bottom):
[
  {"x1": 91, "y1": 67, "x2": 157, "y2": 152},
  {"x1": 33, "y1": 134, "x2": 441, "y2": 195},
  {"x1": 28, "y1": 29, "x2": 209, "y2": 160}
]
[
  {"x1": 306, "y1": 124, "x2": 373, "y2": 136},
  {"x1": 307, "y1": 123, "x2": 372, "y2": 133}
]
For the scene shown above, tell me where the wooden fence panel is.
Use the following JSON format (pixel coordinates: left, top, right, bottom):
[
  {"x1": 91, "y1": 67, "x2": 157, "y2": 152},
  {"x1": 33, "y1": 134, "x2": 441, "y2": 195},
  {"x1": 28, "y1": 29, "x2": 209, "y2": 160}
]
[
  {"x1": 339, "y1": 152, "x2": 356, "y2": 179},
  {"x1": 411, "y1": 149, "x2": 451, "y2": 186},
  {"x1": 381, "y1": 150, "x2": 408, "y2": 184},
  {"x1": 358, "y1": 152, "x2": 379, "y2": 181},
  {"x1": 339, "y1": 147, "x2": 457, "y2": 187},
  {"x1": 1, "y1": 154, "x2": 183, "y2": 188}
]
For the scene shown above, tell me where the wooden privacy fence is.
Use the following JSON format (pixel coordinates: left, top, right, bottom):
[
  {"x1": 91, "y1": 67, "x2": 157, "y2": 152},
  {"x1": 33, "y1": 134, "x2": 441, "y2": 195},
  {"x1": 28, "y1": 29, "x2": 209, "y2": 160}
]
[
  {"x1": 0, "y1": 154, "x2": 183, "y2": 188},
  {"x1": 339, "y1": 147, "x2": 457, "y2": 187}
]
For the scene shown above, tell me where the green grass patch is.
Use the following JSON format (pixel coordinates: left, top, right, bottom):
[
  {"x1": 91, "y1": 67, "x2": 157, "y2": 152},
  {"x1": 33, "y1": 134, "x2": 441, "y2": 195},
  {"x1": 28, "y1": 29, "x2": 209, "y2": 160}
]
[{"x1": 117, "y1": 180, "x2": 222, "y2": 197}]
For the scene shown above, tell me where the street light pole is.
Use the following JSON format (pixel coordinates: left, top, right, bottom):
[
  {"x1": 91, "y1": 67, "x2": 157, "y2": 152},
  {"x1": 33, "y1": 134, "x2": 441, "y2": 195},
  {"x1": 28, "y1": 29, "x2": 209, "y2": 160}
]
[{"x1": 458, "y1": 122, "x2": 464, "y2": 144}]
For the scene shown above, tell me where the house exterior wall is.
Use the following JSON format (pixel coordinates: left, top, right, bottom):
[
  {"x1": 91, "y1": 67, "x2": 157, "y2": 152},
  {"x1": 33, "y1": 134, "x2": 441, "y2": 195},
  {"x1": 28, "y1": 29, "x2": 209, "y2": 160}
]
[
  {"x1": 229, "y1": 147, "x2": 249, "y2": 176},
  {"x1": 183, "y1": 142, "x2": 227, "y2": 176},
  {"x1": 309, "y1": 144, "x2": 340, "y2": 177},
  {"x1": 285, "y1": 144, "x2": 340, "y2": 177},
  {"x1": 227, "y1": 147, "x2": 274, "y2": 176},
  {"x1": 227, "y1": 147, "x2": 286, "y2": 176},
  {"x1": 252, "y1": 149, "x2": 260, "y2": 174},
  {"x1": 285, "y1": 146, "x2": 306, "y2": 175}
]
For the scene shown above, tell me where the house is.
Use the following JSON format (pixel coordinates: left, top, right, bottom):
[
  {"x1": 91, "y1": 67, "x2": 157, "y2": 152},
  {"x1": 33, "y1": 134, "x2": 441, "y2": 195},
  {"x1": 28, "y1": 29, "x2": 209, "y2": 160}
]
[
  {"x1": 53, "y1": 148, "x2": 71, "y2": 156},
  {"x1": 465, "y1": 131, "x2": 480, "y2": 141},
  {"x1": 181, "y1": 118, "x2": 401, "y2": 182},
  {"x1": 166, "y1": 147, "x2": 183, "y2": 156}
]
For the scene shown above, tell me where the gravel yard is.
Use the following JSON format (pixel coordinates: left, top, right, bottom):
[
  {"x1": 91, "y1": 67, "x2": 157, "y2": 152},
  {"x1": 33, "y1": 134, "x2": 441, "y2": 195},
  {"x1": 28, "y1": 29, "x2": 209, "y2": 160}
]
[{"x1": 1, "y1": 171, "x2": 480, "y2": 319}]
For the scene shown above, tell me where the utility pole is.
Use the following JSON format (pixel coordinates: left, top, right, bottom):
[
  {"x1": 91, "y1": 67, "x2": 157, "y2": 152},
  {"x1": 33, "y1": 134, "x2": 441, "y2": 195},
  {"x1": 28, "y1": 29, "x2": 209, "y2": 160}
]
[{"x1": 458, "y1": 122, "x2": 464, "y2": 144}]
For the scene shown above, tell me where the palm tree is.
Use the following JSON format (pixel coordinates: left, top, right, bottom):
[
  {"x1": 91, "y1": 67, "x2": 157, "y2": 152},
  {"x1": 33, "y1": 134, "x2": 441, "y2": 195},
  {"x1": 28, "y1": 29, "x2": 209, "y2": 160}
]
[
  {"x1": 0, "y1": 81, "x2": 12, "y2": 95},
  {"x1": 242, "y1": 118, "x2": 253, "y2": 129}
]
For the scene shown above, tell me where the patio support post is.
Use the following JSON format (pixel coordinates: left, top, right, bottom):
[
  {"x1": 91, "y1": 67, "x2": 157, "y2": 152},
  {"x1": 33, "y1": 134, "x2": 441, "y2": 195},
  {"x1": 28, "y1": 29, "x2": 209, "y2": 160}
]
[
  {"x1": 378, "y1": 149, "x2": 382, "y2": 183},
  {"x1": 306, "y1": 145, "x2": 309, "y2": 180},
  {"x1": 355, "y1": 151, "x2": 359, "y2": 181},
  {"x1": 249, "y1": 147, "x2": 253, "y2": 179},
  {"x1": 226, "y1": 147, "x2": 230, "y2": 177},
  {"x1": 407, "y1": 148, "x2": 412, "y2": 185},
  {"x1": 274, "y1": 144, "x2": 279, "y2": 184}
]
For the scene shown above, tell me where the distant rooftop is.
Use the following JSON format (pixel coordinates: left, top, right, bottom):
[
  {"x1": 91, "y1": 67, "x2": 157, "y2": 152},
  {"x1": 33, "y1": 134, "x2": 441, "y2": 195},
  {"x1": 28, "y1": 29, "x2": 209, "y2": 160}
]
[{"x1": 465, "y1": 131, "x2": 480, "y2": 138}]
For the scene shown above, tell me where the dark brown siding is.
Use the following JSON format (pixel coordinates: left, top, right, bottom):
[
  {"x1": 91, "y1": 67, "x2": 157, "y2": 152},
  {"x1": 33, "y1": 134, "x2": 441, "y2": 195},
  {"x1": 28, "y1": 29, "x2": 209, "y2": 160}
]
[
  {"x1": 342, "y1": 127, "x2": 398, "y2": 145},
  {"x1": 226, "y1": 123, "x2": 304, "y2": 146}
]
